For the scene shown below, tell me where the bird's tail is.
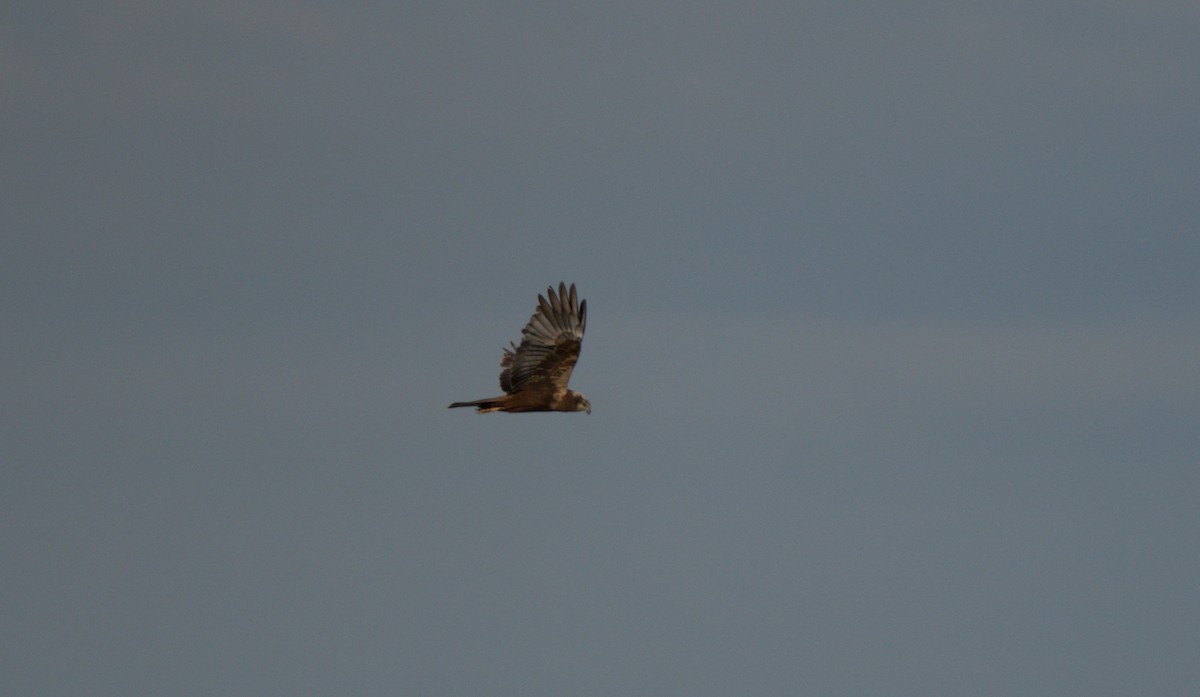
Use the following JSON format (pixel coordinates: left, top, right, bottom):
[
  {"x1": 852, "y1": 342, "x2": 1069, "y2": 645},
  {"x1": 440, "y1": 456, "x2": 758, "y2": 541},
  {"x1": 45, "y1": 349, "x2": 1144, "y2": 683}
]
[{"x1": 448, "y1": 398, "x2": 504, "y2": 412}]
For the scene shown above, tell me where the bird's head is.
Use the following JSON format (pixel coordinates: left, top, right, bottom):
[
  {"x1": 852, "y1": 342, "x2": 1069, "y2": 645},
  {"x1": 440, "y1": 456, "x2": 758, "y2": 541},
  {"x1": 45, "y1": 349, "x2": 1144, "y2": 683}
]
[{"x1": 571, "y1": 392, "x2": 591, "y2": 415}]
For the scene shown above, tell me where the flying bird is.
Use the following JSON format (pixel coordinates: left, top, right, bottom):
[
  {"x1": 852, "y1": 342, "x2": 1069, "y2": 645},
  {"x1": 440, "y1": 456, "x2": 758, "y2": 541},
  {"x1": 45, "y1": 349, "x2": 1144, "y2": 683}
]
[{"x1": 449, "y1": 282, "x2": 591, "y2": 414}]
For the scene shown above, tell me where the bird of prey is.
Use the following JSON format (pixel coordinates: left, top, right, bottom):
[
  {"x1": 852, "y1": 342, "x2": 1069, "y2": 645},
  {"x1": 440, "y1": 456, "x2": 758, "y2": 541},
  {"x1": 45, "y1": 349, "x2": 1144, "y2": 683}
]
[{"x1": 449, "y1": 282, "x2": 591, "y2": 414}]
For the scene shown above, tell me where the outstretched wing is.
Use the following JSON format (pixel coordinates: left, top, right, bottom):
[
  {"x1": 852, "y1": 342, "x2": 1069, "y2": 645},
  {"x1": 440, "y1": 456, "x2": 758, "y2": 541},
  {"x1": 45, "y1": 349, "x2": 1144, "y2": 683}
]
[{"x1": 499, "y1": 282, "x2": 587, "y2": 395}]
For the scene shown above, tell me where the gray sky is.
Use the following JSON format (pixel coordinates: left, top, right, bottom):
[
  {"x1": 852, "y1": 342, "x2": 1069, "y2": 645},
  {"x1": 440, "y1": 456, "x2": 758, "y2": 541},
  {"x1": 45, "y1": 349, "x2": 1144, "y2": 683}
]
[{"x1": 4, "y1": 2, "x2": 1198, "y2": 695}]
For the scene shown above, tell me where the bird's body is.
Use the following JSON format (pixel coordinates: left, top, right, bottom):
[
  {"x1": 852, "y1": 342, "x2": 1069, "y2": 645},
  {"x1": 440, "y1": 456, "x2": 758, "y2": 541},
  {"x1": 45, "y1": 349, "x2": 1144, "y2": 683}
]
[{"x1": 449, "y1": 282, "x2": 590, "y2": 414}]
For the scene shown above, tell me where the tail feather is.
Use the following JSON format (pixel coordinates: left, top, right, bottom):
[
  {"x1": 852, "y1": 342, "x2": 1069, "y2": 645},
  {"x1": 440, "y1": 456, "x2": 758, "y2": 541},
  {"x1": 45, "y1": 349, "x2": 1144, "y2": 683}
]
[{"x1": 448, "y1": 398, "x2": 503, "y2": 412}]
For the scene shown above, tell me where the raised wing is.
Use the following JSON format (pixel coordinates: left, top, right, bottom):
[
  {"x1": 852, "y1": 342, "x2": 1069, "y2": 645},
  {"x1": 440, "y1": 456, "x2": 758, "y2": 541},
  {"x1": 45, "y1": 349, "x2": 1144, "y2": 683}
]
[{"x1": 499, "y1": 282, "x2": 587, "y2": 394}]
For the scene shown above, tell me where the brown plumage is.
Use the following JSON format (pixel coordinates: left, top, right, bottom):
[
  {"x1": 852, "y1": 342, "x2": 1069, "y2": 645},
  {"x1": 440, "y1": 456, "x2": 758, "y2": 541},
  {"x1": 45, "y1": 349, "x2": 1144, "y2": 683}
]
[{"x1": 449, "y1": 282, "x2": 590, "y2": 414}]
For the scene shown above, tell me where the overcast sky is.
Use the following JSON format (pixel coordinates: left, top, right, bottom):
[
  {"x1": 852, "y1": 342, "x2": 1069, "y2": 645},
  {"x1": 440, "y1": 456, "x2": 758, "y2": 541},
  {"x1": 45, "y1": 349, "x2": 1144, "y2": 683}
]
[{"x1": 4, "y1": 2, "x2": 1198, "y2": 695}]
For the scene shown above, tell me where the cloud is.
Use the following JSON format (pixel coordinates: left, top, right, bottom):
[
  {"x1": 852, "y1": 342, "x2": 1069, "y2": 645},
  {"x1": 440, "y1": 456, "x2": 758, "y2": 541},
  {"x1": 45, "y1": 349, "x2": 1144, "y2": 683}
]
[{"x1": 6, "y1": 1, "x2": 380, "y2": 117}]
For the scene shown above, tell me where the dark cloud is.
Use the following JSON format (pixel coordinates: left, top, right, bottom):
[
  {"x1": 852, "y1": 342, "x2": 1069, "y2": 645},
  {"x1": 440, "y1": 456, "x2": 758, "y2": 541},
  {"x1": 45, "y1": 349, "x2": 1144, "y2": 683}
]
[{"x1": 4, "y1": 2, "x2": 1198, "y2": 695}]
